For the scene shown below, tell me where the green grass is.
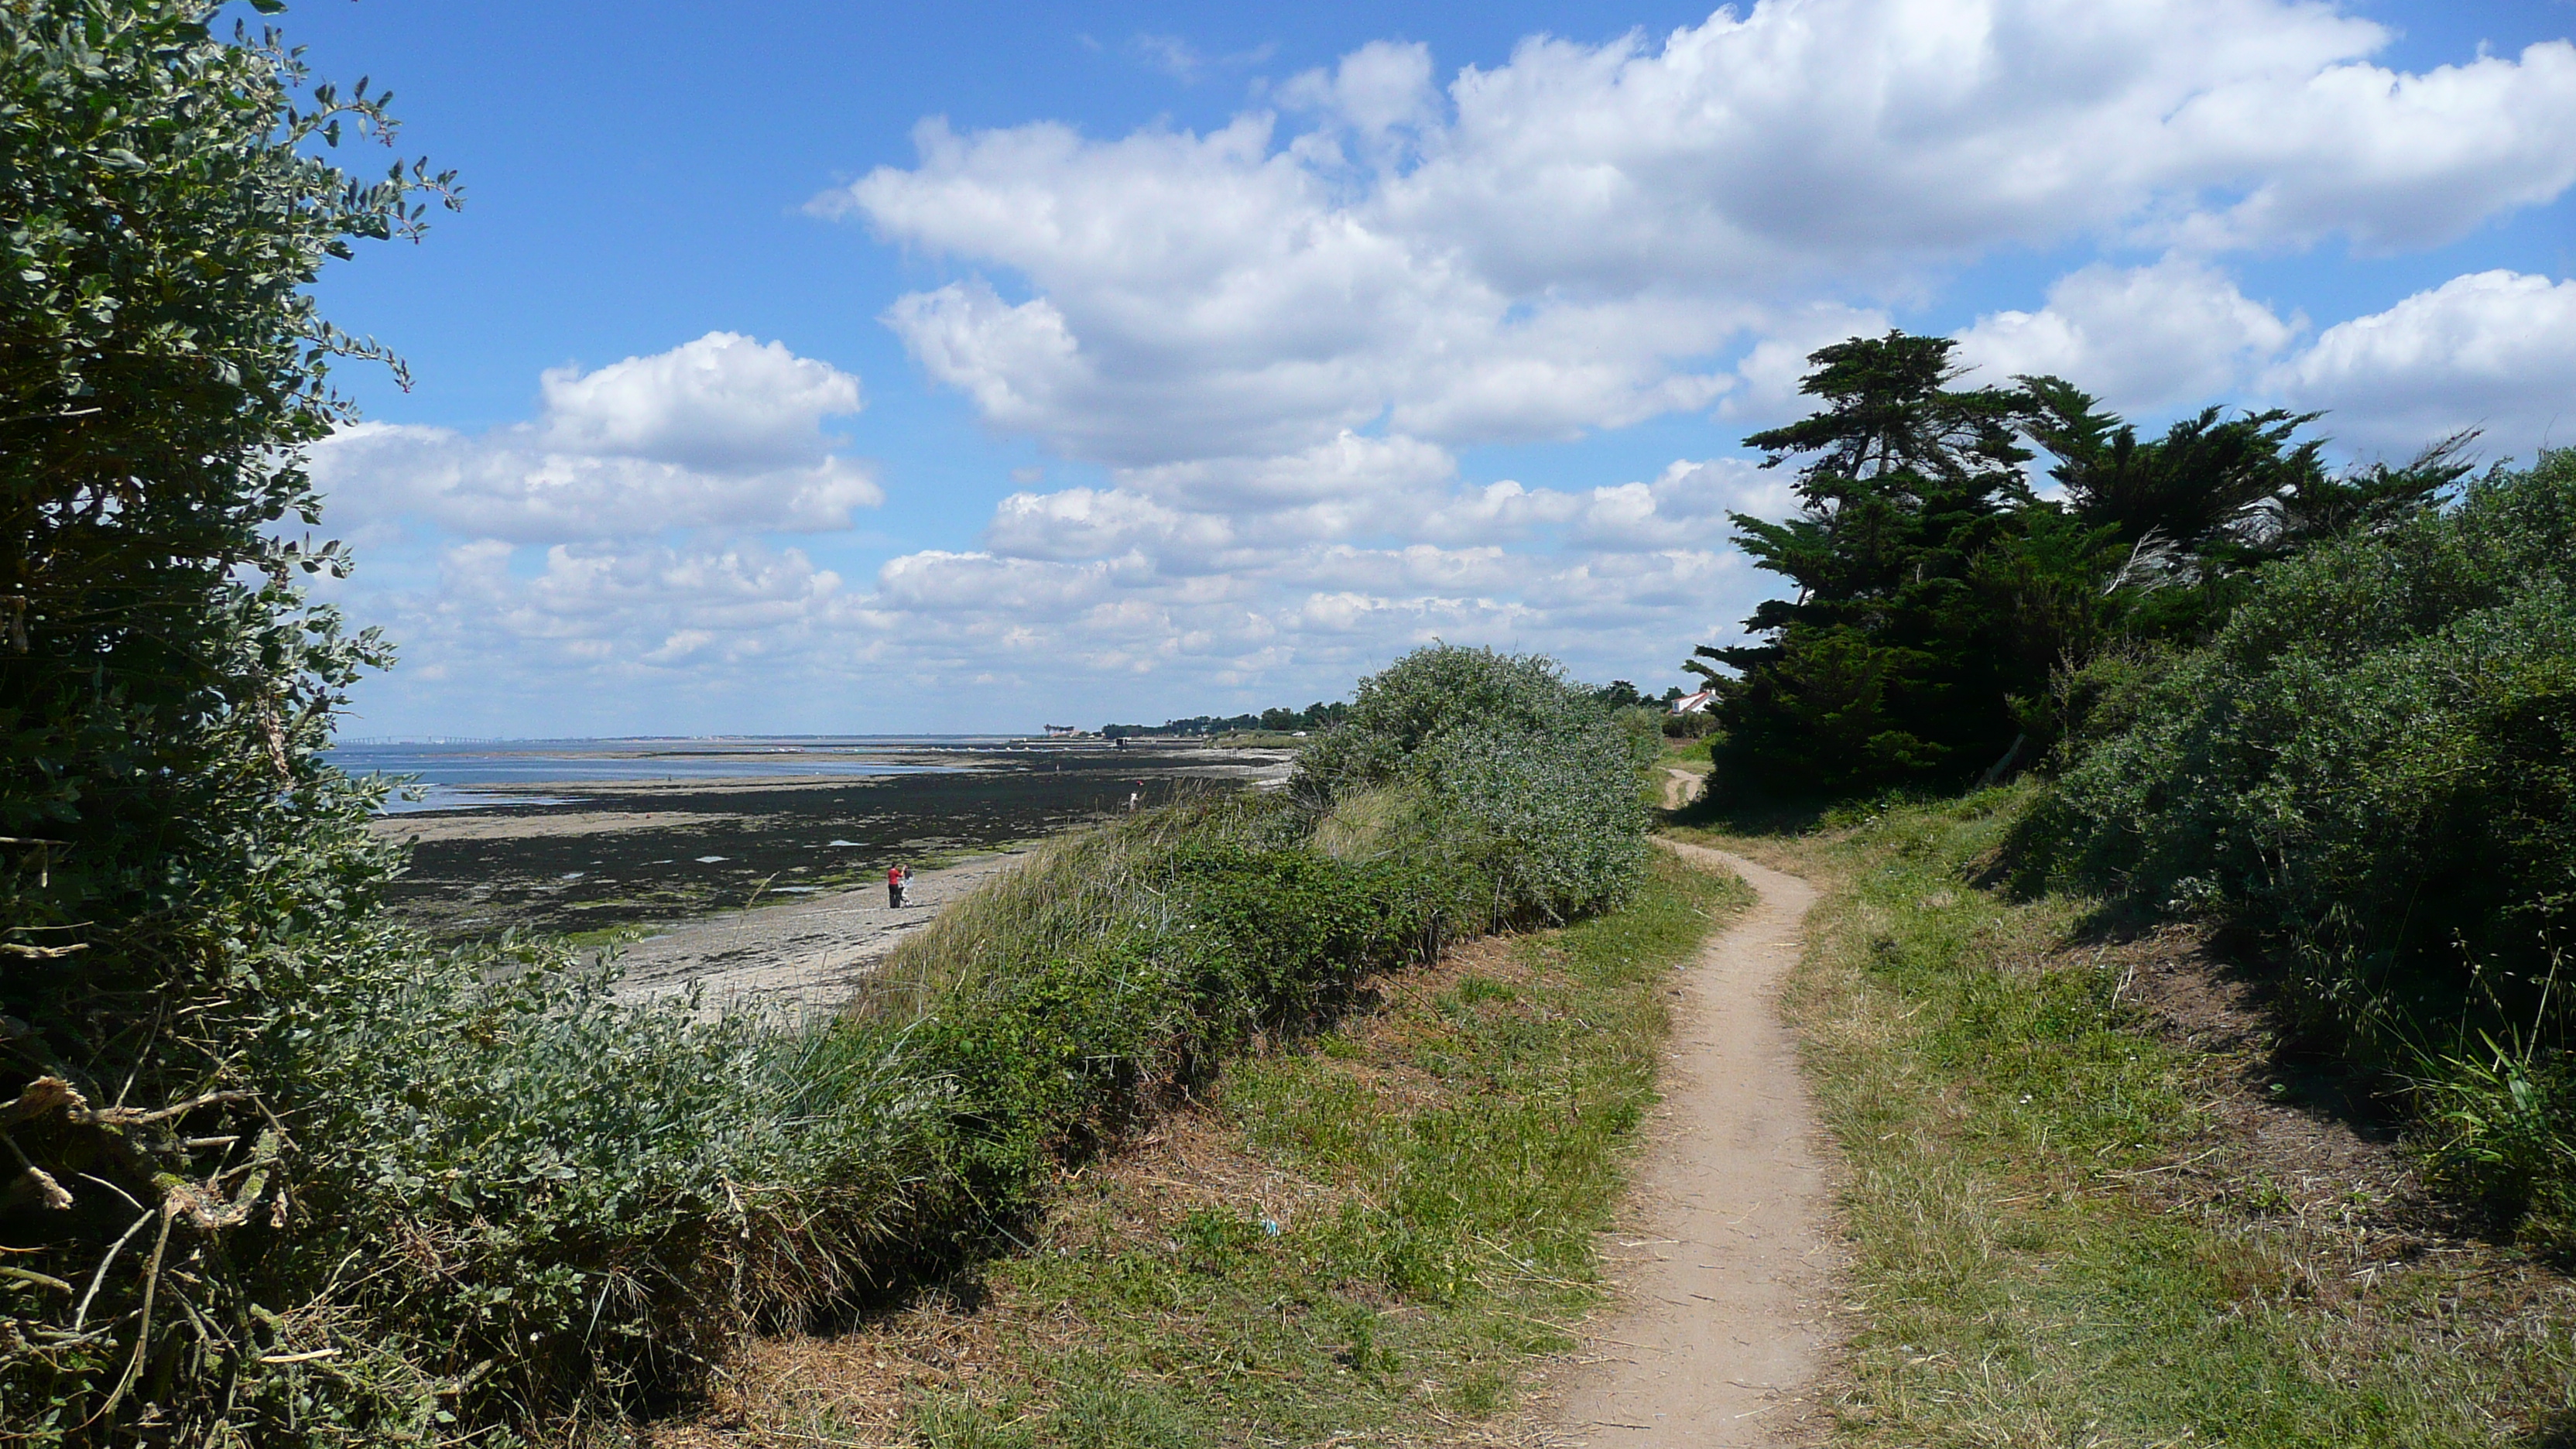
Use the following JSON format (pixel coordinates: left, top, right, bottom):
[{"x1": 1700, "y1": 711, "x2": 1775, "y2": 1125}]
[
  {"x1": 555, "y1": 922, "x2": 663, "y2": 951},
  {"x1": 714, "y1": 849, "x2": 1750, "y2": 1446},
  {"x1": 1657, "y1": 735, "x2": 1714, "y2": 764},
  {"x1": 1694, "y1": 788, "x2": 2576, "y2": 1448}
]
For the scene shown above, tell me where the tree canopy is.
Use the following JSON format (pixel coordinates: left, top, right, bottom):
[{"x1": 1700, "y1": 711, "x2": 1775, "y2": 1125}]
[{"x1": 1690, "y1": 331, "x2": 2475, "y2": 798}]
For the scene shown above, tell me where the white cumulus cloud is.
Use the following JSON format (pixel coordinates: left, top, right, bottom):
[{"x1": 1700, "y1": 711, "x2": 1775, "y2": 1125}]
[
  {"x1": 313, "y1": 332, "x2": 879, "y2": 543},
  {"x1": 1954, "y1": 255, "x2": 2300, "y2": 413},
  {"x1": 536, "y1": 331, "x2": 863, "y2": 471},
  {"x1": 334, "y1": 4, "x2": 2576, "y2": 731},
  {"x1": 2266, "y1": 270, "x2": 2576, "y2": 456},
  {"x1": 827, "y1": 0, "x2": 2574, "y2": 497}
]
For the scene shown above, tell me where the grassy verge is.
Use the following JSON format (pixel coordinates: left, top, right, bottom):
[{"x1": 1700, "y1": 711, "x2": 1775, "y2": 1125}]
[
  {"x1": 1677, "y1": 790, "x2": 2576, "y2": 1447},
  {"x1": 672, "y1": 848, "x2": 1750, "y2": 1447}
]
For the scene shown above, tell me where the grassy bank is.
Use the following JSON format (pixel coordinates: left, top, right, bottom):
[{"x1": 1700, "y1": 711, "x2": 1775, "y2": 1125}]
[
  {"x1": 4, "y1": 646, "x2": 1667, "y2": 1445},
  {"x1": 670, "y1": 848, "x2": 1750, "y2": 1446},
  {"x1": 1677, "y1": 790, "x2": 2576, "y2": 1447}
]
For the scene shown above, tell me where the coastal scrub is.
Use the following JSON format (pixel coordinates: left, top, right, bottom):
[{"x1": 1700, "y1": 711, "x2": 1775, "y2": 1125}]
[{"x1": 4, "y1": 639, "x2": 1659, "y2": 1444}]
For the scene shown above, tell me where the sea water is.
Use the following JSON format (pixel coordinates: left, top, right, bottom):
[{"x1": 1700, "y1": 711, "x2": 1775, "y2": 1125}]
[{"x1": 323, "y1": 736, "x2": 1002, "y2": 814}]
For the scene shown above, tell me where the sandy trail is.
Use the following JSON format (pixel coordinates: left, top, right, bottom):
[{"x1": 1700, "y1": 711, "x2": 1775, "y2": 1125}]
[
  {"x1": 605, "y1": 851, "x2": 1027, "y2": 1016},
  {"x1": 1553, "y1": 822, "x2": 1832, "y2": 1447}
]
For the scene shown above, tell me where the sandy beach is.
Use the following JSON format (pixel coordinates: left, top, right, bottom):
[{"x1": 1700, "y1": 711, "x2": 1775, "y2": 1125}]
[{"x1": 601, "y1": 848, "x2": 1027, "y2": 1015}]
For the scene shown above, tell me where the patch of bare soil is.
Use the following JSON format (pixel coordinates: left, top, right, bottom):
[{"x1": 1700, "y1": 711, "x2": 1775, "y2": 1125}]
[
  {"x1": 654, "y1": 1103, "x2": 1355, "y2": 1448},
  {"x1": 644, "y1": 934, "x2": 1572, "y2": 1447},
  {"x1": 2105, "y1": 924, "x2": 2418, "y2": 1223},
  {"x1": 2071, "y1": 924, "x2": 2434, "y2": 1238}
]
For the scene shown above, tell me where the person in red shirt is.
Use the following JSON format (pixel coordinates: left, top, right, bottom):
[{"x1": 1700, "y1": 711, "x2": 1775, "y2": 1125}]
[{"x1": 887, "y1": 863, "x2": 906, "y2": 909}]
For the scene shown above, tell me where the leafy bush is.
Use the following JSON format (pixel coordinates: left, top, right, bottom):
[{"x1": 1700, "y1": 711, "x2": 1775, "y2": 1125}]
[
  {"x1": 859, "y1": 792, "x2": 1482, "y2": 1235},
  {"x1": 2, "y1": 3, "x2": 459, "y2": 1440},
  {"x1": 862, "y1": 648, "x2": 1662, "y2": 1249},
  {"x1": 0, "y1": 5, "x2": 1660, "y2": 1434},
  {"x1": 1293, "y1": 645, "x2": 1655, "y2": 920},
  {"x1": 255, "y1": 942, "x2": 940, "y2": 1423},
  {"x1": 2025, "y1": 449, "x2": 2576, "y2": 1245},
  {"x1": 3, "y1": 655, "x2": 1646, "y2": 1442}
]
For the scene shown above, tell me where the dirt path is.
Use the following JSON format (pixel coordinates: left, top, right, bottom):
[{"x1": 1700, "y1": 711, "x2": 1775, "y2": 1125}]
[
  {"x1": 605, "y1": 850, "x2": 1028, "y2": 1016},
  {"x1": 1553, "y1": 834, "x2": 1832, "y2": 1447}
]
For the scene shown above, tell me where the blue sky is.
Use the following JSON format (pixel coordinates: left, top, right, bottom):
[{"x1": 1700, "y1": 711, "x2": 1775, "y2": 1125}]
[{"x1": 282, "y1": 0, "x2": 2576, "y2": 736}]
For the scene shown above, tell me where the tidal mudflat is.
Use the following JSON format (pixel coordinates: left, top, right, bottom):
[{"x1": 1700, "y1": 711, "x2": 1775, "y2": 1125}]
[{"x1": 366, "y1": 740, "x2": 1290, "y2": 946}]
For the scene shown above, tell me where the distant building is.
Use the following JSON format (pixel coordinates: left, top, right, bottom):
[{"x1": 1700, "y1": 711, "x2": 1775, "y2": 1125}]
[
  {"x1": 1671, "y1": 689, "x2": 1717, "y2": 715},
  {"x1": 1043, "y1": 724, "x2": 1079, "y2": 738}
]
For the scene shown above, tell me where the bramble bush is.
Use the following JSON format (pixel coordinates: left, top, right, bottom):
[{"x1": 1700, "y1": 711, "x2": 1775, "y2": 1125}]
[
  {"x1": 2, "y1": 2, "x2": 461, "y2": 1440},
  {"x1": 248, "y1": 649, "x2": 1653, "y2": 1437},
  {"x1": 12, "y1": 650, "x2": 1651, "y2": 1440},
  {"x1": 857, "y1": 646, "x2": 1656, "y2": 1261}
]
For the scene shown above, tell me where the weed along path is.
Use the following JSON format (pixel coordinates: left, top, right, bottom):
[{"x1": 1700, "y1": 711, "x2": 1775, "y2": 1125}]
[{"x1": 1554, "y1": 836, "x2": 1831, "y2": 1448}]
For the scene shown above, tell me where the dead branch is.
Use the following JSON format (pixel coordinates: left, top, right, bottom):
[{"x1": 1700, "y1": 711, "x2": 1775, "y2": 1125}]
[
  {"x1": 0, "y1": 940, "x2": 87, "y2": 958},
  {"x1": 0, "y1": 1266, "x2": 73, "y2": 1294},
  {"x1": 86, "y1": 1088, "x2": 255, "y2": 1129},
  {"x1": 1, "y1": 1075, "x2": 87, "y2": 1127},
  {"x1": 86, "y1": 1204, "x2": 176, "y2": 1430},
  {"x1": 74, "y1": 1210, "x2": 157, "y2": 1332}
]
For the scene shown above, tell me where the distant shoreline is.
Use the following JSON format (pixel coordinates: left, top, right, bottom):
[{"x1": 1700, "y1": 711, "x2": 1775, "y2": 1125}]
[
  {"x1": 331, "y1": 735, "x2": 1145, "y2": 814},
  {"x1": 370, "y1": 741, "x2": 1294, "y2": 945}
]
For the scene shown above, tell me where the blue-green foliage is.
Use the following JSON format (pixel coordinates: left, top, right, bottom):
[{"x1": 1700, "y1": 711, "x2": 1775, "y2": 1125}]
[
  {"x1": 2030, "y1": 449, "x2": 2576, "y2": 1245},
  {"x1": 0, "y1": 5, "x2": 1657, "y2": 1439},
  {"x1": 1294, "y1": 644, "x2": 1656, "y2": 920},
  {"x1": 258, "y1": 944, "x2": 940, "y2": 1417},
  {"x1": 0, "y1": 4, "x2": 466, "y2": 1440}
]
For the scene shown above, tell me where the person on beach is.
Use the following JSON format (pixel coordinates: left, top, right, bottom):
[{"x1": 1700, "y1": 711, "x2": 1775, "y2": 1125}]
[{"x1": 887, "y1": 863, "x2": 906, "y2": 909}]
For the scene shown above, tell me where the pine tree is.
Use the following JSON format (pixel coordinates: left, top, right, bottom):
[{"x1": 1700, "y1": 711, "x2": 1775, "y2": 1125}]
[{"x1": 1690, "y1": 333, "x2": 2033, "y2": 793}]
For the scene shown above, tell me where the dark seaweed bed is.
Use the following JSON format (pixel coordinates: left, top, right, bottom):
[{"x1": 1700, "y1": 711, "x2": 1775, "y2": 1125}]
[{"x1": 379, "y1": 744, "x2": 1268, "y2": 941}]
